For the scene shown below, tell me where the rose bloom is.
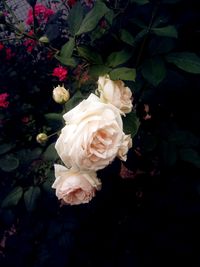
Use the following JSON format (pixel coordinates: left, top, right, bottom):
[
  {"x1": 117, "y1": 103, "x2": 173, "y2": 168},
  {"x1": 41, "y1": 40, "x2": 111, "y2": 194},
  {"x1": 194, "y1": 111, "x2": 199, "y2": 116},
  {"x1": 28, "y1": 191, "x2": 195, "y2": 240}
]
[
  {"x1": 52, "y1": 164, "x2": 101, "y2": 205},
  {"x1": 53, "y1": 85, "x2": 70, "y2": 104},
  {"x1": 0, "y1": 93, "x2": 9, "y2": 108},
  {"x1": 97, "y1": 75, "x2": 133, "y2": 114},
  {"x1": 26, "y1": 4, "x2": 54, "y2": 25},
  {"x1": 55, "y1": 93, "x2": 132, "y2": 171},
  {"x1": 52, "y1": 66, "x2": 68, "y2": 81}
]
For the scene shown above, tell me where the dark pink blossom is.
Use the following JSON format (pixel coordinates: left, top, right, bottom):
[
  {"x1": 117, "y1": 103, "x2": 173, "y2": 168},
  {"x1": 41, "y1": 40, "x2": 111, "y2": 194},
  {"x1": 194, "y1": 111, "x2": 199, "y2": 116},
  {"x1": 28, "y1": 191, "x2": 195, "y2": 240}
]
[
  {"x1": 52, "y1": 66, "x2": 68, "y2": 81},
  {"x1": 26, "y1": 4, "x2": 55, "y2": 25},
  {"x1": 0, "y1": 43, "x2": 4, "y2": 51},
  {"x1": 5, "y1": 48, "x2": 14, "y2": 60},
  {"x1": 0, "y1": 93, "x2": 9, "y2": 108}
]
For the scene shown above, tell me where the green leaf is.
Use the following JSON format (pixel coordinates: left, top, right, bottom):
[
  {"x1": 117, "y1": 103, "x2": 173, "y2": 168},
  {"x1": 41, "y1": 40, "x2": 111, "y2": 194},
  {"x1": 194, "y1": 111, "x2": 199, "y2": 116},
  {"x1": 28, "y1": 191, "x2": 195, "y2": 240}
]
[
  {"x1": 0, "y1": 155, "x2": 19, "y2": 172},
  {"x1": 24, "y1": 186, "x2": 41, "y2": 212},
  {"x1": 142, "y1": 57, "x2": 166, "y2": 86},
  {"x1": 77, "y1": 46, "x2": 103, "y2": 64},
  {"x1": 44, "y1": 113, "x2": 64, "y2": 130},
  {"x1": 64, "y1": 90, "x2": 84, "y2": 112},
  {"x1": 60, "y1": 38, "x2": 75, "y2": 58},
  {"x1": 0, "y1": 143, "x2": 15, "y2": 156},
  {"x1": 2, "y1": 186, "x2": 23, "y2": 208},
  {"x1": 68, "y1": 2, "x2": 84, "y2": 35},
  {"x1": 131, "y1": 0, "x2": 149, "y2": 4},
  {"x1": 76, "y1": 1, "x2": 110, "y2": 35},
  {"x1": 42, "y1": 142, "x2": 59, "y2": 161},
  {"x1": 179, "y1": 149, "x2": 200, "y2": 168},
  {"x1": 151, "y1": 26, "x2": 178, "y2": 38},
  {"x1": 123, "y1": 111, "x2": 140, "y2": 138},
  {"x1": 148, "y1": 37, "x2": 175, "y2": 55},
  {"x1": 55, "y1": 54, "x2": 77, "y2": 67},
  {"x1": 166, "y1": 52, "x2": 200, "y2": 74},
  {"x1": 89, "y1": 65, "x2": 112, "y2": 78},
  {"x1": 106, "y1": 50, "x2": 133, "y2": 68},
  {"x1": 109, "y1": 67, "x2": 136, "y2": 81},
  {"x1": 120, "y1": 29, "x2": 135, "y2": 46}
]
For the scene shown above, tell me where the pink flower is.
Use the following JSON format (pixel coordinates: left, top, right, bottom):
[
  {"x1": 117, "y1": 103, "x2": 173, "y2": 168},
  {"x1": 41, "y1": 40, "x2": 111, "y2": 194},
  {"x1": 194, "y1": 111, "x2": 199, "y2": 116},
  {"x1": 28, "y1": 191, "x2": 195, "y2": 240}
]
[
  {"x1": 0, "y1": 93, "x2": 9, "y2": 108},
  {"x1": 52, "y1": 66, "x2": 68, "y2": 81},
  {"x1": 5, "y1": 48, "x2": 14, "y2": 60},
  {"x1": 67, "y1": 0, "x2": 77, "y2": 7},
  {"x1": 0, "y1": 43, "x2": 4, "y2": 51},
  {"x1": 24, "y1": 39, "x2": 37, "y2": 53},
  {"x1": 26, "y1": 4, "x2": 55, "y2": 25}
]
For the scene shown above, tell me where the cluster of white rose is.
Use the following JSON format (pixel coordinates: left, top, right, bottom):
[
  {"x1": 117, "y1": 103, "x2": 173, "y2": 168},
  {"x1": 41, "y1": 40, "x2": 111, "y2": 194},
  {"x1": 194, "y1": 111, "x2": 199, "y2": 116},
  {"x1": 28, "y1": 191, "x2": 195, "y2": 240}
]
[{"x1": 52, "y1": 75, "x2": 133, "y2": 205}]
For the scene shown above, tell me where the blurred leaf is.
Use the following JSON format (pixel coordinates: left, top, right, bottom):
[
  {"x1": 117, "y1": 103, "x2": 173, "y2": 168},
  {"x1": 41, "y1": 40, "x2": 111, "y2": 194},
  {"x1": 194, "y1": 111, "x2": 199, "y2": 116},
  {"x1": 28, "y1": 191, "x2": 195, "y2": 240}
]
[
  {"x1": 179, "y1": 149, "x2": 200, "y2": 168},
  {"x1": 68, "y1": 2, "x2": 84, "y2": 35},
  {"x1": 42, "y1": 170, "x2": 55, "y2": 194},
  {"x1": 76, "y1": 1, "x2": 110, "y2": 35},
  {"x1": 55, "y1": 54, "x2": 77, "y2": 67},
  {"x1": 105, "y1": 9, "x2": 115, "y2": 25},
  {"x1": 166, "y1": 52, "x2": 200, "y2": 74},
  {"x1": 109, "y1": 67, "x2": 136, "y2": 81},
  {"x1": 106, "y1": 50, "x2": 132, "y2": 68},
  {"x1": 65, "y1": 90, "x2": 84, "y2": 112},
  {"x1": 60, "y1": 37, "x2": 75, "y2": 58},
  {"x1": 77, "y1": 46, "x2": 103, "y2": 64},
  {"x1": 24, "y1": 186, "x2": 41, "y2": 212},
  {"x1": 44, "y1": 113, "x2": 63, "y2": 130},
  {"x1": 123, "y1": 111, "x2": 140, "y2": 137},
  {"x1": 120, "y1": 29, "x2": 135, "y2": 46},
  {"x1": 148, "y1": 37, "x2": 176, "y2": 55},
  {"x1": 131, "y1": 0, "x2": 149, "y2": 4},
  {"x1": 1, "y1": 187, "x2": 23, "y2": 208},
  {"x1": 151, "y1": 26, "x2": 178, "y2": 38},
  {"x1": 42, "y1": 142, "x2": 59, "y2": 161},
  {"x1": 0, "y1": 155, "x2": 19, "y2": 172},
  {"x1": 89, "y1": 65, "x2": 111, "y2": 78},
  {"x1": 142, "y1": 57, "x2": 166, "y2": 86},
  {"x1": 0, "y1": 143, "x2": 15, "y2": 155}
]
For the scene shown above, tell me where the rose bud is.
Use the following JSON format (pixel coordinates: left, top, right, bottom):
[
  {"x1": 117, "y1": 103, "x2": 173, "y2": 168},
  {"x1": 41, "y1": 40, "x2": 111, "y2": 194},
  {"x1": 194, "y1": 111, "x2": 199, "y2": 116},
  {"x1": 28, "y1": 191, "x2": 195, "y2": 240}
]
[
  {"x1": 36, "y1": 133, "x2": 48, "y2": 144},
  {"x1": 53, "y1": 85, "x2": 70, "y2": 104}
]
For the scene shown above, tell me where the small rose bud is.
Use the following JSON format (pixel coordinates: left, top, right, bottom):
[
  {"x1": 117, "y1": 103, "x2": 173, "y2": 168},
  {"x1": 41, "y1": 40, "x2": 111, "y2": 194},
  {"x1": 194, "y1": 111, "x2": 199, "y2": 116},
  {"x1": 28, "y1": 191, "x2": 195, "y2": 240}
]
[
  {"x1": 39, "y1": 36, "x2": 49, "y2": 43},
  {"x1": 36, "y1": 133, "x2": 48, "y2": 144},
  {"x1": 53, "y1": 85, "x2": 70, "y2": 104}
]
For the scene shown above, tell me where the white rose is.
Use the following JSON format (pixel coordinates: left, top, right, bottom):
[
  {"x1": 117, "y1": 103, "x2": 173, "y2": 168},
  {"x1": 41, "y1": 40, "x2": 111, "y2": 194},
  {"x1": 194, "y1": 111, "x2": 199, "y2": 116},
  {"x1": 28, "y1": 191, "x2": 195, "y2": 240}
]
[
  {"x1": 117, "y1": 134, "x2": 132, "y2": 161},
  {"x1": 53, "y1": 85, "x2": 70, "y2": 104},
  {"x1": 97, "y1": 75, "x2": 133, "y2": 114},
  {"x1": 55, "y1": 93, "x2": 131, "y2": 171},
  {"x1": 52, "y1": 164, "x2": 101, "y2": 205}
]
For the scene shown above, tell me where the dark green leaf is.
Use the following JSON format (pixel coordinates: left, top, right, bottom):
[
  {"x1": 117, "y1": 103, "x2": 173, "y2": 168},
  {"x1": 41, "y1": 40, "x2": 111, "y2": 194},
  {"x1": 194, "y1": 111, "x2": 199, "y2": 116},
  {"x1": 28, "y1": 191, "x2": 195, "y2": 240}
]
[
  {"x1": 123, "y1": 111, "x2": 140, "y2": 137},
  {"x1": 77, "y1": 46, "x2": 103, "y2": 64},
  {"x1": 55, "y1": 54, "x2": 77, "y2": 67},
  {"x1": 60, "y1": 38, "x2": 75, "y2": 58},
  {"x1": 166, "y1": 52, "x2": 200, "y2": 74},
  {"x1": 120, "y1": 29, "x2": 135, "y2": 46},
  {"x1": 0, "y1": 155, "x2": 19, "y2": 172},
  {"x1": 148, "y1": 37, "x2": 176, "y2": 55},
  {"x1": 0, "y1": 143, "x2": 15, "y2": 156},
  {"x1": 65, "y1": 90, "x2": 84, "y2": 112},
  {"x1": 68, "y1": 2, "x2": 84, "y2": 35},
  {"x1": 106, "y1": 50, "x2": 133, "y2": 68},
  {"x1": 44, "y1": 113, "x2": 64, "y2": 130},
  {"x1": 109, "y1": 67, "x2": 136, "y2": 81},
  {"x1": 2, "y1": 187, "x2": 23, "y2": 208},
  {"x1": 179, "y1": 149, "x2": 200, "y2": 168},
  {"x1": 89, "y1": 65, "x2": 112, "y2": 78},
  {"x1": 42, "y1": 142, "x2": 59, "y2": 161},
  {"x1": 76, "y1": 1, "x2": 110, "y2": 35},
  {"x1": 24, "y1": 186, "x2": 41, "y2": 212},
  {"x1": 142, "y1": 57, "x2": 166, "y2": 86},
  {"x1": 151, "y1": 26, "x2": 178, "y2": 38}
]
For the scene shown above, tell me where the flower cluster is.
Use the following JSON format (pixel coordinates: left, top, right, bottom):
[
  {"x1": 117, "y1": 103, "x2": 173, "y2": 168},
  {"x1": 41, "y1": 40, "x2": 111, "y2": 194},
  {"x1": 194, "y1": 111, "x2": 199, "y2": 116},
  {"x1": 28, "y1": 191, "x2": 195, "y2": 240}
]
[
  {"x1": 52, "y1": 76, "x2": 133, "y2": 205},
  {"x1": 0, "y1": 93, "x2": 9, "y2": 108},
  {"x1": 26, "y1": 4, "x2": 55, "y2": 25}
]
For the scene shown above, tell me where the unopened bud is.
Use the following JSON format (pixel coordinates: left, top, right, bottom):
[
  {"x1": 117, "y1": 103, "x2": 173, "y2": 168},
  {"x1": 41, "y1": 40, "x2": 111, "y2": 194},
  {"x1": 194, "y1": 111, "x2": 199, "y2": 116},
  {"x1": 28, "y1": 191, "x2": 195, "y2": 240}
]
[
  {"x1": 53, "y1": 85, "x2": 70, "y2": 104},
  {"x1": 39, "y1": 36, "x2": 49, "y2": 43},
  {"x1": 36, "y1": 133, "x2": 48, "y2": 144}
]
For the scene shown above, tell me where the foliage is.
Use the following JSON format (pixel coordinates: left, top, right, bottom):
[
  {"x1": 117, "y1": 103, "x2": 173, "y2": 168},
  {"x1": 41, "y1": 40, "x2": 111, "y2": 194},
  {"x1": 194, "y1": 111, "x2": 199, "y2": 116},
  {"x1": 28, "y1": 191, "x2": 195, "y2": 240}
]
[{"x1": 0, "y1": 0, "x2": 200, "y2": 266}]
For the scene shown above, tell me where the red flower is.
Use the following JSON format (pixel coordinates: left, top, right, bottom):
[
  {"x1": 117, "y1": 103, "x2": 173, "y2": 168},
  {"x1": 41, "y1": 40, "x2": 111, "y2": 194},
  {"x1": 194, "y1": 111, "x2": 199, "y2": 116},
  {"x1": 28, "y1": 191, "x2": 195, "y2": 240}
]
[
  {"x1": 5, "y1": 48, "x2": 14, "y2": 60},
  {"x1": 52, "y1": 66, "x2": 68, "y2": 81},
  {"x1": 26, "y1": 4, "x2": 55, "y2": 25},
  {"x1": 67, "y1": 0, "x2": 77, "y2": 7},
  {"x1": 0, "y1": 93, "x2": 9, "y2": 108}
]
